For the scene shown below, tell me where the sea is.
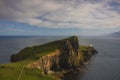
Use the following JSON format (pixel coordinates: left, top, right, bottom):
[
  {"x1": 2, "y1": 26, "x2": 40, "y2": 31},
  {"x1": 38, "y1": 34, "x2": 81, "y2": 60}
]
[{"x1": 0, "y1": 36, "x2": 120, "y2": 80}]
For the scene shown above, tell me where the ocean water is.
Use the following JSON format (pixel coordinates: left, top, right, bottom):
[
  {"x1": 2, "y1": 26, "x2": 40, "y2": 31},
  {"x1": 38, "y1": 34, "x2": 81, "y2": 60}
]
[{"x1": 0, "y1": 36, "x2": 120, "y2": 80}]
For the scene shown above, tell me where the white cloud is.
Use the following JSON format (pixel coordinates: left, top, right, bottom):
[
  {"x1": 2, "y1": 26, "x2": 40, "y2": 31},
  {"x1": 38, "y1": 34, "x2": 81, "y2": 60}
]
[{"x1": 0, "y1": 0, "x2": 120, "y2": 35}]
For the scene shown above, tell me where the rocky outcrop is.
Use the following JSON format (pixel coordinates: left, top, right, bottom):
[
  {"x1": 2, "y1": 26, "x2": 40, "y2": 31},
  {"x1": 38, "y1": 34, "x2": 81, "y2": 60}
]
[
  {"x1": 27, "y1": 49, "x2": 61, "y2": 74},
  {"x1": 27, "y1": 36, "x2": 97, "y2": 74}
]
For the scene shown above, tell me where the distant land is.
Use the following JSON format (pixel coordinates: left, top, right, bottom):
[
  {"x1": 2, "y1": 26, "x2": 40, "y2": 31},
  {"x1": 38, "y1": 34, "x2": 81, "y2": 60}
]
[{"x1": 107, "y1": 31, "x2": 120, "y2": 37}]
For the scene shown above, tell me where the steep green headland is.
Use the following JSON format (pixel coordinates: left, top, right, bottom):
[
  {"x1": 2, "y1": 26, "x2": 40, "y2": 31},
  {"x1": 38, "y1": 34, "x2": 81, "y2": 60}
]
[{"x1": 0, "y1": 36, "x2": 97, "y2": 80}]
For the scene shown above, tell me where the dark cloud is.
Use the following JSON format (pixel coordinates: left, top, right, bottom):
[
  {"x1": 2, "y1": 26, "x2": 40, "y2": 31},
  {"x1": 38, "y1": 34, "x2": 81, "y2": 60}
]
[{"x1": 108, "y1": 1, "x2": 120, "y2": 13}]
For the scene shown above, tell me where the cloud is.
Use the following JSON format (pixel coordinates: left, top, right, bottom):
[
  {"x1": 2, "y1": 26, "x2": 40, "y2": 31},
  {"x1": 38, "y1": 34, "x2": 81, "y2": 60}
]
[{"x1": 0, "y1": 0, "x2": 120, "y2": 35}]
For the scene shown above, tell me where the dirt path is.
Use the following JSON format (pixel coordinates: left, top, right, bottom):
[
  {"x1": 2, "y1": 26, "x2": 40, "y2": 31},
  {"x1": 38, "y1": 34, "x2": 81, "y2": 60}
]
[{"x1": 17, "y1": 65, "x2": 26, "y2": 80}]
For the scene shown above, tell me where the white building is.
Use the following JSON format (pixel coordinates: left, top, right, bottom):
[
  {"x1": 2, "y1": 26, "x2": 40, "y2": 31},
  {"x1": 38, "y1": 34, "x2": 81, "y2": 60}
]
[{"x1": 89, "y1": 44, "x2": 93, "y2": 47}]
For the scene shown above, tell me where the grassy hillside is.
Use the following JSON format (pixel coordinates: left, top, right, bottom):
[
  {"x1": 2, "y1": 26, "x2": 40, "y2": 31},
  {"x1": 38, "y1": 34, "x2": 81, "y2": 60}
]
[
  {"x1": 0, "y1": 60, "x2": 58, "y2": 80},
  {"x1": 11, "y1": 40, "x2": 62, "y2": 62}
]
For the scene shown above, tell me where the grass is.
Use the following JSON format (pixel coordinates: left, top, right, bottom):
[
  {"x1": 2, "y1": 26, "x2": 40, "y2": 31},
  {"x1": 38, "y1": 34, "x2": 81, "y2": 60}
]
[
  {"x1": 79, "y1": 46, "x2": 88, "y2": 51},
  {"x1": 0, "y1": 60, "x2": 58, "y2": 80},
  {"x1": 11, "y1": 39, "x2": 63, "y2": 61}
]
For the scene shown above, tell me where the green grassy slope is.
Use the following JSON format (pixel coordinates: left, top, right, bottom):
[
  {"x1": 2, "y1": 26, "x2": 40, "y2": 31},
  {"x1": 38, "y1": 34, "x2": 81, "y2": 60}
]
[
  {"x1": 11, "y1": 40, "x2": 62, "y2": 62},
  {"x1": 0, "y1": 61, "x2": 58, "y2": 80}
]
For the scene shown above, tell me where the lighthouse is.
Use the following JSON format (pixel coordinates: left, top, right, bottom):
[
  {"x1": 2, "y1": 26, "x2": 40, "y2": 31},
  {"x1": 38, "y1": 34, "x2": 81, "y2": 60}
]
[{"x1": 89, "y1": 44, "x2": 93, "y2": 47}]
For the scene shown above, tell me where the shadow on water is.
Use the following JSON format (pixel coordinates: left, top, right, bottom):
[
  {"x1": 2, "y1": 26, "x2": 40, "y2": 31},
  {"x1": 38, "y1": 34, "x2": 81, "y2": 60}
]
[{"x1": 61, "y1": 59, "x2": 95, "y2": 80}]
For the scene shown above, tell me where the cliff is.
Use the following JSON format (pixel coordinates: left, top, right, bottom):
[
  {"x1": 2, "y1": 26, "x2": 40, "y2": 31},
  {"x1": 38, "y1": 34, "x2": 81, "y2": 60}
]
[{"x1": 10, "y1": 36, "x2": 97, "y2": 79}]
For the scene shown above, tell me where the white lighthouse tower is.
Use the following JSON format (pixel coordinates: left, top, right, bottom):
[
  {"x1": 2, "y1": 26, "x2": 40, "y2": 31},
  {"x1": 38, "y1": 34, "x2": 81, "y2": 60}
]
[{"x1": 89, "y1": 44, "x2": 93, "y2": 47}]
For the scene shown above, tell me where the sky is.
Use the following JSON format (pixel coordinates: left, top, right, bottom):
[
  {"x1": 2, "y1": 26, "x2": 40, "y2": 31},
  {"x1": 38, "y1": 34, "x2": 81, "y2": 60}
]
[{"x1": 0, "y1": 0, "x2": 120, "y2": 36}]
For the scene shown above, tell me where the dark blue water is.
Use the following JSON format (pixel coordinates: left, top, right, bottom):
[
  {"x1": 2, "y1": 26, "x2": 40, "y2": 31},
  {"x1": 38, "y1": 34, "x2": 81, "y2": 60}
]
[{"x1": 0, "y1": 36, "x2": 120, "y2": 80}]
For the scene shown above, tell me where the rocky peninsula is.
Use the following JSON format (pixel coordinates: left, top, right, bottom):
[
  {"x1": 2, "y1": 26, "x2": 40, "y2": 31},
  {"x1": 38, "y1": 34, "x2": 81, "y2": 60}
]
[{"x1": 0, "y1": 36, "x2": 97, "y2": 80}]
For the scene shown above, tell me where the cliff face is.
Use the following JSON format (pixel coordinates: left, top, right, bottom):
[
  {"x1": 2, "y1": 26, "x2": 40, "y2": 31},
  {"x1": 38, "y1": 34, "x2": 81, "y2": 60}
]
[{"x1": 27, "y1": 36, "x2": 97, "y2": 74}]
